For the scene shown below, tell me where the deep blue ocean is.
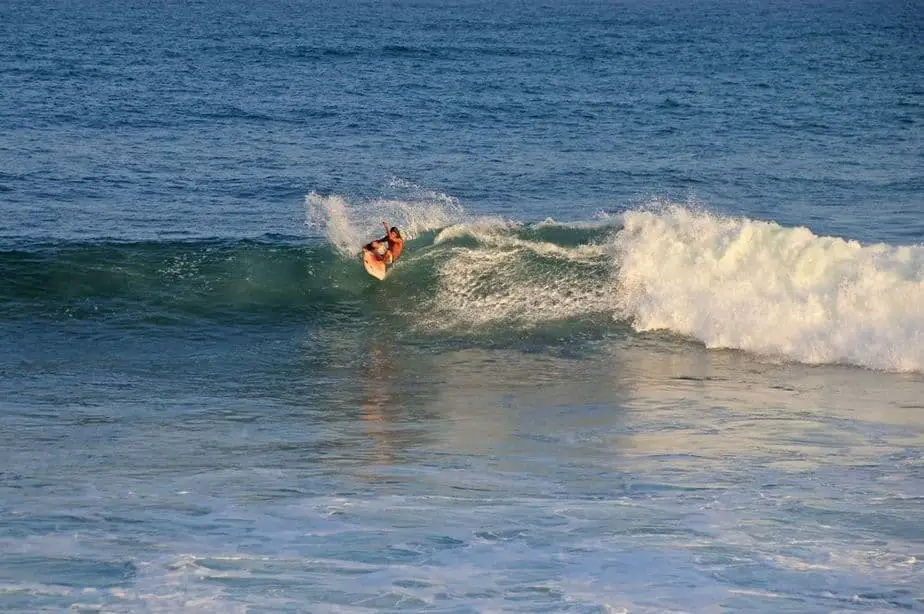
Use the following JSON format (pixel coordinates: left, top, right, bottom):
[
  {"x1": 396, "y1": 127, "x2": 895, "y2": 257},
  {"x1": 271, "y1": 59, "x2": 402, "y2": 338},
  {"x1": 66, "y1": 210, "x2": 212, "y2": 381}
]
[{"x1": 1, "y1": 0, "x2": 923, "y2": 612}]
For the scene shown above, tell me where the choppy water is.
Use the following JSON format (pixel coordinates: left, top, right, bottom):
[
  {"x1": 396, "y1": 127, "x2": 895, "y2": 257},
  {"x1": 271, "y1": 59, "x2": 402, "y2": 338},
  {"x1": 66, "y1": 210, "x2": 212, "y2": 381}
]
[{"x1": 1, "y1": 0, "x2": 923, "y2": 612}]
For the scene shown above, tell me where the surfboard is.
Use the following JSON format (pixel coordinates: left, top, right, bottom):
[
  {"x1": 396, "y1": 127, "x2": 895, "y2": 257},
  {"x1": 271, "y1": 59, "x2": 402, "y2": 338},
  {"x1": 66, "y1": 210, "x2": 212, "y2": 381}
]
[{"x1": 362, "y1": 249, "x2": 387, "y2": 280}]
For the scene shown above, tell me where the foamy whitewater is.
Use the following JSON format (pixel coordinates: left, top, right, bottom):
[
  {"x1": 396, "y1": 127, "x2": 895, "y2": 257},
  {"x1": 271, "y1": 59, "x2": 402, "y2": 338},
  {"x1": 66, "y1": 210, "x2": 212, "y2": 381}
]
[{"x1": 615, "y1": 207, "x2": 924, "y2": 373}]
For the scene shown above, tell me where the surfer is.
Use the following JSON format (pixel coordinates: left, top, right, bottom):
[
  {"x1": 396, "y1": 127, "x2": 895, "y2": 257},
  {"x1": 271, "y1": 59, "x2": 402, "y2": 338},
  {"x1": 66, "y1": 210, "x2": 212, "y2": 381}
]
[
  {"x1": 361, "y1": 223, "x2": 404, "y2": 280},
  {"x1": 364, "y1": 222, "x2": 403, "y2": 264},
  {"x1": 381, "y1": 222, "x2": 403, "y2": 264}
]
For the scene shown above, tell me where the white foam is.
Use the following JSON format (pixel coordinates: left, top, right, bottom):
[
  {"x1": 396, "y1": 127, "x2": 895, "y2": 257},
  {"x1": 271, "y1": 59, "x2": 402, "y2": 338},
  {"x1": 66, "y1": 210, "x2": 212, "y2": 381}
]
[
  {"x1": 432, "y1": 217, "x2": 519, "y2": 245},
  {"x1": 613, "y1": 206, "x2": 924, "y2": 372},
  {"x1": 305, "y1": 193, "x2": 360, "y2": 257},
  {"x1": 427, "y1": 220, "x2": 612, "y2": 327},
  {"x1": 434, "y1": 219, "x2": 608, "y2": 260}
]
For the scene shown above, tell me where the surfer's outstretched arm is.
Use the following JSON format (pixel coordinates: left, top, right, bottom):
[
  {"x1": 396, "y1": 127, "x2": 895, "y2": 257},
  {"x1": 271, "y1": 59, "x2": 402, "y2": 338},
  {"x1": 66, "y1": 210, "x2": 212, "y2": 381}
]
[{"x1": 382, "y1": 221, "x2": 389, "y2": 234}]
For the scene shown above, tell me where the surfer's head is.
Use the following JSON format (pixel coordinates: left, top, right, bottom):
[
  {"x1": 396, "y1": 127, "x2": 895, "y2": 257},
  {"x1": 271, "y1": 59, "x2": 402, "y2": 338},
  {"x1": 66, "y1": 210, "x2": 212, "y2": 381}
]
[{"x1": 389, "y1": 227, "x2": 401, "y2": 238}]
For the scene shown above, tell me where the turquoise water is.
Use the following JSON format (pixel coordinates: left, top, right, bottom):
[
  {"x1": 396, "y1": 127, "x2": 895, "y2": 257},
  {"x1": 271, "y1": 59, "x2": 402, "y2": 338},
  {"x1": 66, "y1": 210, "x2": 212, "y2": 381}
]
[{"x1": 1, "y1": 0, "x2": 922, "y2": 611}]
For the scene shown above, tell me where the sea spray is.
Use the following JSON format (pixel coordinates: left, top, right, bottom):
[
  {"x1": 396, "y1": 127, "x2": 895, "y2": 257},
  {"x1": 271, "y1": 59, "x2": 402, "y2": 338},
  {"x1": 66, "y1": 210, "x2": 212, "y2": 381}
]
[
  {"x1": 304, "y1": 193, "x2": 362, "y2": 258},
  {"x1": 304, "y1": 189, "x2": 466, "y2": 258}
]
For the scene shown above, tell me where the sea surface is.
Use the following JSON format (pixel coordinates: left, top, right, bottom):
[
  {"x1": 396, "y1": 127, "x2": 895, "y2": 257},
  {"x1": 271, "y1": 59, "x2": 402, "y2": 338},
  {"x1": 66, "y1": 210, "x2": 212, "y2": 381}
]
[{"x1": 1, "y1": 0, "x2": 923, "y2": 612}]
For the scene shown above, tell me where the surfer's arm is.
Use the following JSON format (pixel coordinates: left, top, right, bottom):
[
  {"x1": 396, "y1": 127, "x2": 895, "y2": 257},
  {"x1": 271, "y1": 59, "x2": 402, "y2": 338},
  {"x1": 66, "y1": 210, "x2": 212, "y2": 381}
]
[{"x1": 382, "y1": 221, "x2": 389, "y2": 234}]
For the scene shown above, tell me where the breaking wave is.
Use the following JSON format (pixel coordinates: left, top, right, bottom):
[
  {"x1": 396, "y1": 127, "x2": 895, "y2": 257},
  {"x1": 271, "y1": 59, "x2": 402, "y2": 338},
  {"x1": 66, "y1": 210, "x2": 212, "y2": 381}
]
[
  {"x1": 2, "y1": 193, "x2": 920, "y2": 373},
  {"x1": 613, "y1": 206, "x2": 924, "y2": 373}
]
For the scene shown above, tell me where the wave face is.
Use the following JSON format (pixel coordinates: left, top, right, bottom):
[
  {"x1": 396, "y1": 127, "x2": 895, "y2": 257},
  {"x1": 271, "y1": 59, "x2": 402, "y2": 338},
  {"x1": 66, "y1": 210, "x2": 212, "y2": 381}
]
[
  {"x1": 0, "y1": 239, "x2": 347, "y2": 324},
  {"x1": 5, "y1": 194, "x2": 922, "y2": 373}
]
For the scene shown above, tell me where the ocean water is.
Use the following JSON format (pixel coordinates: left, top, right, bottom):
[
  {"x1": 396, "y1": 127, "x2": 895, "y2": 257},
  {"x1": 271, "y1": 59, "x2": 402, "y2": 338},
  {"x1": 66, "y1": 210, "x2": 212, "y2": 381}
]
[{"x1": 1, "y1": 0, "x2": 923, "y2": 612}]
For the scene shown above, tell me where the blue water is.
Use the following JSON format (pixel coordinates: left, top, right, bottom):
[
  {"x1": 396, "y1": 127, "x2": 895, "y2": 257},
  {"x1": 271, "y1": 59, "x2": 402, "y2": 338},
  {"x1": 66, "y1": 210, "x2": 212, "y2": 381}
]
[{"x1": 2, "y1": 0, "x2": 923, "y2": 611}]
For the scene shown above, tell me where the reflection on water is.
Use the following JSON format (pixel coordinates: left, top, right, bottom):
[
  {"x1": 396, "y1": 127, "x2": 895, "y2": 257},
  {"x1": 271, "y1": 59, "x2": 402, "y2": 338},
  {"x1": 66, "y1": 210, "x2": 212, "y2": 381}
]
[
  {"x1": 611, "y1": 341, "x2": 924, "y2": 473},
  {"x1": 359, "y1": 342, "x2": 402, "y2": 466},
  {"x1": 304, "y1": 322, "x2": 924, "y2": 486}
]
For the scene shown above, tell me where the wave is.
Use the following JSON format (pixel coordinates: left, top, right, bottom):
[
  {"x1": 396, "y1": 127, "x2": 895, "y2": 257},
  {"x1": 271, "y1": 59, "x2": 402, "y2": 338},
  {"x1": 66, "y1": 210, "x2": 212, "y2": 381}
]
[
  {"x1": 3, "y1": 193, "x2": 922, "y2": 373},
  {"x1": 0, "y1": 238, "x2": 350, "y2": 324}
]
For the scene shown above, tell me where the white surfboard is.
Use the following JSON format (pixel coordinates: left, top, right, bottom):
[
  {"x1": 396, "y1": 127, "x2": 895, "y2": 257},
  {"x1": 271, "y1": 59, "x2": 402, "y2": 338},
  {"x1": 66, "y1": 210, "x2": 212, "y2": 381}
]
[{"x1": 362, "y1": 249, "x2": 387, "y2": 280}]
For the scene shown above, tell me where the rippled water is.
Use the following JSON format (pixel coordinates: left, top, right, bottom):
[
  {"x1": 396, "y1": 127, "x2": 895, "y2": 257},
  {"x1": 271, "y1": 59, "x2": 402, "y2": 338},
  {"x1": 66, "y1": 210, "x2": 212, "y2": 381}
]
[{"x1": 1, "y1": 0, "x2": 922, "y2": 611}]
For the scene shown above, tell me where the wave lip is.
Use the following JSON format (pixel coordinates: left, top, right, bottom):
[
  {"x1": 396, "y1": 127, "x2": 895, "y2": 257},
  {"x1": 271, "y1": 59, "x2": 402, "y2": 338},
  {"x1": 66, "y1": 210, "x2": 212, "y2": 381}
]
[{"x1": 614, "y1": 207, "x2": 924, "y2": 373}]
